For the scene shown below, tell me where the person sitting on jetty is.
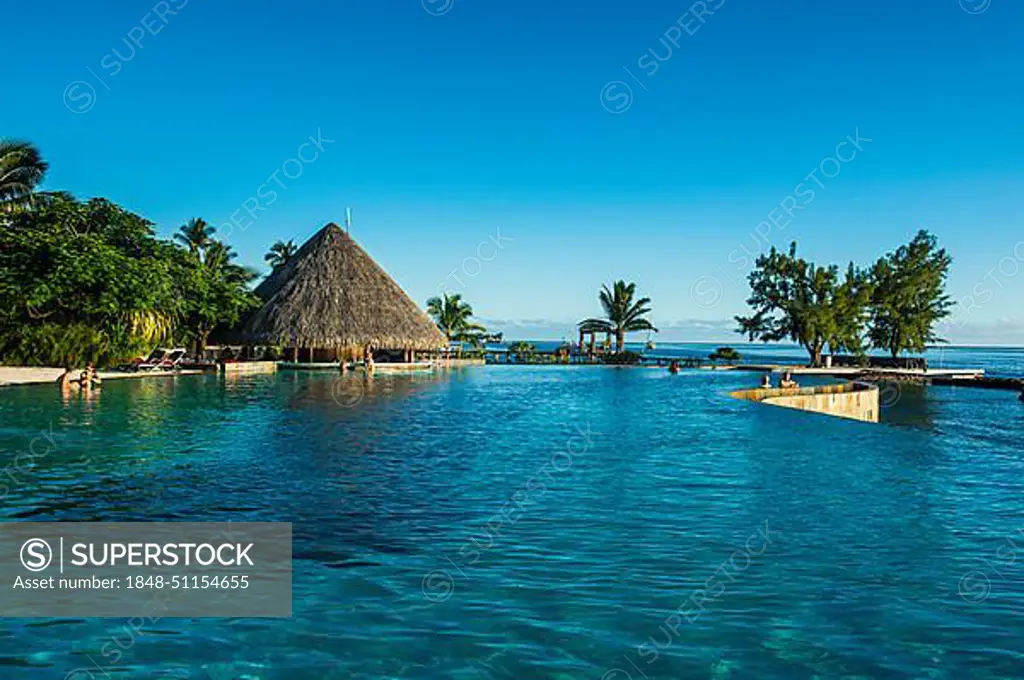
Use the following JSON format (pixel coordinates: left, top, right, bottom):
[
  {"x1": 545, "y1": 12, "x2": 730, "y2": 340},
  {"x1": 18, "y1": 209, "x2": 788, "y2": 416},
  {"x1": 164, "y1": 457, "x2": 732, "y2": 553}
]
[{"x1": 779, "y1": 370, "x2": 798, "y2": 389}]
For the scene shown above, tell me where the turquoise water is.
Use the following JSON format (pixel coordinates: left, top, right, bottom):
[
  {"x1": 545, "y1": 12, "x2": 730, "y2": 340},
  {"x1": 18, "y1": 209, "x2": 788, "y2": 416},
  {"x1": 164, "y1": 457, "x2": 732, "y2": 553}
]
[{"x1": 1, "y1": 361, "x2": 1023, "y2": 678}]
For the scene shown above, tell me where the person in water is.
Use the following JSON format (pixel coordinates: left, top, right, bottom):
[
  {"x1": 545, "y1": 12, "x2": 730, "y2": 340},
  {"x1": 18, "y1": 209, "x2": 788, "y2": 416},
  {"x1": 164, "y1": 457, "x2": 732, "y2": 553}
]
[
  {"x1": 668, "y1": 361, "x2": 680, "y2": 374},
  {"x1": 76, "y1": 363, "x2": 101, "y2": 393},
  {"x1": 56, "y1": 367, "x2": 76, "y2": 394},
  {"x1": 760, "y1": 373, "x2": 772, "y2": 388},
  {"x1": 779, "y1": 370, "x2": 798, "y2": 389}
]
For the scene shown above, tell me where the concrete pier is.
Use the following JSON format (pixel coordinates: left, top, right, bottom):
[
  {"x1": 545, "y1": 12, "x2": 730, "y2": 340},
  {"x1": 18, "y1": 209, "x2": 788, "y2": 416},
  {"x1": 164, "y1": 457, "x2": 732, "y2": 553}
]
[
  {"x1": 731, "y1": 382, "x2": 880, "y2": 423},
  {"x1": 735, "y1": 364, "x2": 984, "y2": 380}
]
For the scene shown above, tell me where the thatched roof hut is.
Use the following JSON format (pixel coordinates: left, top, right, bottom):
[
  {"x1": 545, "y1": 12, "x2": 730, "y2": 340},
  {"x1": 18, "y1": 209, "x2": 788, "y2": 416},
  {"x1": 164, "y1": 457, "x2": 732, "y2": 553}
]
[{"x1": 243, "y1": 223, "x2": 446, "y2": 352}]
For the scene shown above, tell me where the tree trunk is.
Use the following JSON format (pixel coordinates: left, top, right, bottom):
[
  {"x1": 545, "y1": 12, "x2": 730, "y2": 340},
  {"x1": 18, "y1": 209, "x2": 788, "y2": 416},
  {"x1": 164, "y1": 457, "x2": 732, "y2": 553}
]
[
  {"x1": 807, "y1": 342, "x2": 824, "y2": 368},
  {"x1": 616, "y1": 329, "x2": 625, "y2": 354},
  {"x1": 194, "y1": 328, "x2": 209, "y2": 359}
]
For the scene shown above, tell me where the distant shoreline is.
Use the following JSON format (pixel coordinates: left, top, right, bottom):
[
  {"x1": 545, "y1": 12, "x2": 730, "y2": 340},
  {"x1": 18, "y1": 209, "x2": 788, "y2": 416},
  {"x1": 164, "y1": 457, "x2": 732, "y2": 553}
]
[{"x1": 490, "y1": 340, "x2": 1024, "y2": 351}]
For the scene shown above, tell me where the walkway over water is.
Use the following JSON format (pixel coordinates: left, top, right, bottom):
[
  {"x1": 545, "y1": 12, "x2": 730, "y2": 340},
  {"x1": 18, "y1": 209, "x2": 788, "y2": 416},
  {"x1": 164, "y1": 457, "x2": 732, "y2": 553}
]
[{"x1": 731, "y1": 382, "x2": 880, "y2": 423}]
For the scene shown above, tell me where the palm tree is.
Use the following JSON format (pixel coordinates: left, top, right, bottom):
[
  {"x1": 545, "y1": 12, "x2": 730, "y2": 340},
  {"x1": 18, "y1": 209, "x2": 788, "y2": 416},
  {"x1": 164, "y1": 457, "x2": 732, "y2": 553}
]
[
  {"x1": 184, "y1": 239, "x2": 256, "y2": 356},
  {"x1": 426, "y1": 293, "x2": 486, "y2": 347},
  {"x1": 203, "y1": 240, "x2": 235, "y2": 271},
  {"x1": 174, "y1": 218, "x2": 215, "y2": 255},
  {"x1": 204, "y1": 240, "x2": 254, "y2": 284},
  {"x1": 0, "y1": 140, "x2": 48, "y2": 213},
  {"x1": 580, "y1": 280, "x2": 657, "y2": 353},
  {"x1": 507, "y1": 341, "x2": 536, "y2": 363},
  {"x1": 264, "y1": 239, "x2": 297, "y2": 269}
]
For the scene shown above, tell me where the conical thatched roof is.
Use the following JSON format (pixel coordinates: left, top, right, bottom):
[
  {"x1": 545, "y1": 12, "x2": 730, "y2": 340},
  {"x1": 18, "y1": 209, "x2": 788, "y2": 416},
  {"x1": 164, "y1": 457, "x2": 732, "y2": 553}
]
[{"x1": 243, "y1": 223, "x2": 446, "y2": 351}]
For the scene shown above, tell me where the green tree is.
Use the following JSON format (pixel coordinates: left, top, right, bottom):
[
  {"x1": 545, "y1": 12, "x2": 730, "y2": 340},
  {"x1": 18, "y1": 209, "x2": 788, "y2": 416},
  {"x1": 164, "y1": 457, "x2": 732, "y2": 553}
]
[
  {"x1": 507, "y1": 341, "x2": 536, "y2": 362},
  {"x1": 426, "y1": 293, "x2": 487, "y2": 350},
  {"x1": 869, "y1": 230, "x2": 953, "y2": 357},
  {"x1": 0, "y1": 140, "x2": 48, "y2": 214},
  {"x1": 827, "y1": 263, "x2": 873, "y2": 358},
  {"x1": 264, "y1": 239, "x2": 297, "y2": 269},
  {"x1": 736, "y1": 243, "x2": 870, "y2": 367},
  {"x1": 579, "y1": 280, "x2": 657, "y2": 353},
  {"x1": 0, "y1": 195, "x2": 180, "y2": 366},
  {"x1": 174, "y1": 217, "x2": 216, "y2": 255},
  {"x1": 709, "y1": 347, "x2": 741, "y2": 364},
  {"x1": 175, "y1": 239, "x2": 258, "y2": 356}
]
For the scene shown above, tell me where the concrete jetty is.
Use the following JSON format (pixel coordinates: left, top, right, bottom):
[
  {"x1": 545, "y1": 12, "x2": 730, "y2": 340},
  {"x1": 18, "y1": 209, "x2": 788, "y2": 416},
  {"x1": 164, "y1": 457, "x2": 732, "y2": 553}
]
[
  {"x1": 731, "y1": 382, "x2": 880, "y2": 423},
  {"x1": 735, "y1": 364, "x2": 985, "y2": 380}
]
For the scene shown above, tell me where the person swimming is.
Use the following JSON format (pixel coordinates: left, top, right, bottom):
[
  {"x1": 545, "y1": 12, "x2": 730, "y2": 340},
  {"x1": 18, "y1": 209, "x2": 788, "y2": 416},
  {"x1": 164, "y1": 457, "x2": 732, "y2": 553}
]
[{"x1": 668, "y1": 361, "x2": 680, "y2": 374}]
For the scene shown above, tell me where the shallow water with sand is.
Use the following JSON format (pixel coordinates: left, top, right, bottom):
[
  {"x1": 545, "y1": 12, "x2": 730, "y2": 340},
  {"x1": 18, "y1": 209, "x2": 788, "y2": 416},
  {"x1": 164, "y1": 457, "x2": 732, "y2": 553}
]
[{"x1": 0, "y1": 359, "x2": 1022, "y2": 678}]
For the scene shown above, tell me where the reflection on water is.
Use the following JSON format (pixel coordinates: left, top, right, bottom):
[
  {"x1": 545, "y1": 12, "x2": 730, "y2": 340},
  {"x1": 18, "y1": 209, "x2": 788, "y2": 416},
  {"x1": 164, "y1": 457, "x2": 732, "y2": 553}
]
[{"x1": 0, "y1": 366, "x2": 1022, "y2": 678}]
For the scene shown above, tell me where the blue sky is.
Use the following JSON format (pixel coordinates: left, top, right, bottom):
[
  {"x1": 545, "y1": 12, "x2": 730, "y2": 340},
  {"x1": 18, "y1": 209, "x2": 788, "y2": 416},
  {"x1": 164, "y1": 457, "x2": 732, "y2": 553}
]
[{"x1": 4, "y1": 0, "x2": 1023, "y2": 343}]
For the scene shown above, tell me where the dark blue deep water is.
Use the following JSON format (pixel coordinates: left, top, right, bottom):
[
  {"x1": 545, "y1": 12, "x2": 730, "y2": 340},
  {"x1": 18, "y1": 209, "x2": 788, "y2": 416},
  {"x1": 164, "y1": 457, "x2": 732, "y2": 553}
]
[{"x1": 1, "y1": 361, "x2": 1023, "y2": 678}]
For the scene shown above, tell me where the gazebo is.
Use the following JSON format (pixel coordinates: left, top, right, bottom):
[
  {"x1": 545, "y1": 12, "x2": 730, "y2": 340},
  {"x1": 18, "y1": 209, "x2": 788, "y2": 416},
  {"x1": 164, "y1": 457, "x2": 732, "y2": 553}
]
[
  {"x1": 577, "y1": 319, "x2": 611, "y2": 360},
  {"x1": 242, "y1": 223, "x2": 446, "y2": 369}
]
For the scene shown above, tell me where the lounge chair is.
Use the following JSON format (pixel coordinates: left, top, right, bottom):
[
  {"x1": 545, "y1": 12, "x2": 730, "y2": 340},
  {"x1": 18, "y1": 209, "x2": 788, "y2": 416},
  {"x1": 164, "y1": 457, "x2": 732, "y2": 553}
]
[
  {"x1": 135, "y1": 349, "x2": 169, "y2": 371},
  {"x1": 138, "y1": 348, "x2": 187, "y2": 371},
  {"x1": 157, "y1": 348, "x2": 188, "y2": 371}
]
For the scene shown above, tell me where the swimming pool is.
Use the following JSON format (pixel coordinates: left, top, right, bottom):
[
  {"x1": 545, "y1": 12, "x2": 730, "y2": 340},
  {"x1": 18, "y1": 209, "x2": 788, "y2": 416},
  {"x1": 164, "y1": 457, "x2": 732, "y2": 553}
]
[{"x1": 0, "y1": 366, "x2": 1022, "y2": 678}]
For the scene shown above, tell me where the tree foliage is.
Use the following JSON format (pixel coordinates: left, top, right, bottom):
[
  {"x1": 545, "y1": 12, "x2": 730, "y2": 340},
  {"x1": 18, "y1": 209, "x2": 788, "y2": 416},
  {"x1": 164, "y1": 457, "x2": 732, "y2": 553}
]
[
  {"x1": 265, "y1": 239, "x2": 297, "y2": 269},
  {"x1": 709, "y1": 346, "x2": 741, "y2": 364},
  {"x1": 174, "y1": 218, "x2": 216, "y2": 254},
  {"x1": 736, "y1": 232, "x2": 951, "y2": 364},
  {"x1": 426, "y1": 293, "x2": 487, "y2": 345},
  {"x1": 735, "y1": 243, "x2": 871, "y2": 366},
  {"x1": 507, "y1": 341, "x2": 536, "y2": 361},
  {"x1": 0, "y1": 140, "x2": 48, "y2": 214},
  {"x1": 579, "y1": 280, "x2": 657, "y2": 353},
  {"x1": 868, "y1": 230, "x2": 953, "y2": 357},
  {"x1": 175, "y1": 238, "x2": 259, "y2": 356},
  {"x1": 0, "y1": 195, "x2": 258, "y2": 366},
  {"x1": 0, "y1": 196, "x2": 180, "y2": 365}
]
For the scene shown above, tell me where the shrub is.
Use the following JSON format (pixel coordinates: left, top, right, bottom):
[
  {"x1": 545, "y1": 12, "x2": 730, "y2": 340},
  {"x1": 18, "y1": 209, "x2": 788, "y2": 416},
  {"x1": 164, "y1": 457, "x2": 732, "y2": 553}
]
[
  {"x1": 602, "y1": 350, "x2": 643, "y2": 365},
  {"x1": 709, "y1": 347, "x2": 742, "y2": 364}
]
